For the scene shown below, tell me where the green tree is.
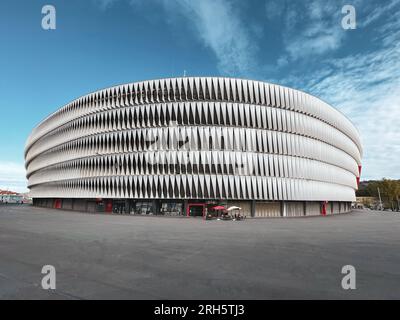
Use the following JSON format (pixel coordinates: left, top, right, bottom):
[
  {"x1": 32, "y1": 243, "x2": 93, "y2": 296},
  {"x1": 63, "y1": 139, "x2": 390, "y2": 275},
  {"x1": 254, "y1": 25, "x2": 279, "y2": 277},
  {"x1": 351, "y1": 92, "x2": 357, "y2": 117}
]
[
  {"x1": 367, "y1": 179, "x2": 400, "y2": 210},
  {"x1": 380, "y1": 179, "x2": 400, "y2": 210}
]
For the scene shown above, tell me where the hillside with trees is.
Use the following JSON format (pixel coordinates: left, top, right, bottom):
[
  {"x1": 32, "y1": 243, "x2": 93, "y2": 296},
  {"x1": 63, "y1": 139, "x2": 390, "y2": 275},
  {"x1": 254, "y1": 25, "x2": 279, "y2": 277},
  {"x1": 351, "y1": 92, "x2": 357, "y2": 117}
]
[{"x1": 357, "y1": 179, "x2": 400, "y2": 211}]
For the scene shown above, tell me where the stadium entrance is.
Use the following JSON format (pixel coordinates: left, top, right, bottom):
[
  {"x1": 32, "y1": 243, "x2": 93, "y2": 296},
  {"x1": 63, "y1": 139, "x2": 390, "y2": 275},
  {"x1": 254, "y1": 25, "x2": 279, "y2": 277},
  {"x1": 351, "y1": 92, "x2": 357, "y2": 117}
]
[{"x1": 187, "y1": 203, "x2": 205, "y2": 217}]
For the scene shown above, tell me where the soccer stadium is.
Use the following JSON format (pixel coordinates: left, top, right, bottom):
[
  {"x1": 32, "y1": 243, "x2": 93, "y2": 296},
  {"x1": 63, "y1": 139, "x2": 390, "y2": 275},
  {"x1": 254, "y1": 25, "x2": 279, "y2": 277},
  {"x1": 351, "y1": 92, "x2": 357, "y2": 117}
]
[{"x1": 25, "y1": 77, "x2": 362, "y2": 217}]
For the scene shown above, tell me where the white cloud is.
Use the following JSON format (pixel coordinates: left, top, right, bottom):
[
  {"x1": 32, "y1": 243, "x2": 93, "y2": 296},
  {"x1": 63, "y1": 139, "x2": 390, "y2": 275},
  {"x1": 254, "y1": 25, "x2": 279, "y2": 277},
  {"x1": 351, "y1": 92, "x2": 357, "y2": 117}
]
[
  {"x1": 265, "y1": 0, "x2": 286, "y2": 21},
  {"x1": 283, "y1": 1, "x2": 345, "y2": 60},
  {"x1": 165, "y1": 0, "x2": 258, "y2": 75},
  {"x1": 286, "y1": 27, "x2": 344, "y2": 60},
  {"x1": 93, "y1": 0, "x2": 259, "y2": 76},
  {"x1": 280, "y1": 0, "x2": 400, "y2": 62},
  {"x1": 359, "y1": 0, "x2": 400, "y2": 28},
  {"x1": 93, "y1": 0, "x2": 119, "y2": 10},
  {"x1": 0, "y1": 162, "x2": 28, "y2": 193},
  {"x1": 372, "y1": 6, "x2": 400, "y2": 46},
  {"x1": 277, "y1": 56, "x2": 288, "y2": 68}
]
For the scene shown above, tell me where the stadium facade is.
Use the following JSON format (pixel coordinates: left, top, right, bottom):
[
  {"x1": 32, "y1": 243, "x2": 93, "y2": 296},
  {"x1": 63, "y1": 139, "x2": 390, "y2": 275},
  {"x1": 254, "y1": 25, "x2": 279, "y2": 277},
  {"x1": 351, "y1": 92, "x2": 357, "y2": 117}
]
[{"x1": 25, "y1": 77, "x2": 362, "y2": 217}]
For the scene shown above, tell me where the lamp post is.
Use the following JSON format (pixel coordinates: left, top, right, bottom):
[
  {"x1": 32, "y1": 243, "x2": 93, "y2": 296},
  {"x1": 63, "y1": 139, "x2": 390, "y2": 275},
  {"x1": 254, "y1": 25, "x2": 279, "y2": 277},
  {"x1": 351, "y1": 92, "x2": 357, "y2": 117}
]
[{"x1": 377, "y1": 187, "x2": 383, "y2": 210}]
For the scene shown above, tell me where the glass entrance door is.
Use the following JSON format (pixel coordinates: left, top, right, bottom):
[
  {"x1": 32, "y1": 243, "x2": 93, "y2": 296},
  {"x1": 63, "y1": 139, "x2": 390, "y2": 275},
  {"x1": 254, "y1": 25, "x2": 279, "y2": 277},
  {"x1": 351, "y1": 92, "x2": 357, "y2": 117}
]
[{"x1": 188, "y1": 204, "x2": 205, "y2": 217}]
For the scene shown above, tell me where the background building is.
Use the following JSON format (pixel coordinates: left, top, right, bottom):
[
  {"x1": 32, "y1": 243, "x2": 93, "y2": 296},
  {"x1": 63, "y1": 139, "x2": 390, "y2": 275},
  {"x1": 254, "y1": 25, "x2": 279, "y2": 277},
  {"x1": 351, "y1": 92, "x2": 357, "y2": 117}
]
[
  {"x1": 25, "y1": 77, "x2": 362, "y2": 217},
  {"x1": 355, "y1": 196, "x2": 378, "y2": 209},
  {"x1": 0, "y1": 190, "x2": 24, "y2": 204}
]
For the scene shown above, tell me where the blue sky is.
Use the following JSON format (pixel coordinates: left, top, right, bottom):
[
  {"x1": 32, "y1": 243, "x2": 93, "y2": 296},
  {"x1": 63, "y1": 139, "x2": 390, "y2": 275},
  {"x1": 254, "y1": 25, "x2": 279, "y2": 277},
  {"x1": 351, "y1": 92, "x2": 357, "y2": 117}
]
[{"x1": 0, "y1": 0, "x2": 399, "y2": 192}]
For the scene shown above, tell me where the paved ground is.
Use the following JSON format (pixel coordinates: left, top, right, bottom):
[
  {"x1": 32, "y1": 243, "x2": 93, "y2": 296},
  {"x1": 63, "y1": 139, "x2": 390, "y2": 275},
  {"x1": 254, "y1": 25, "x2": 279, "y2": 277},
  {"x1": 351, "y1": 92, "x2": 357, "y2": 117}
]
[{"x1": 0, "y1": 204, "x2": 399, "y2": 300}]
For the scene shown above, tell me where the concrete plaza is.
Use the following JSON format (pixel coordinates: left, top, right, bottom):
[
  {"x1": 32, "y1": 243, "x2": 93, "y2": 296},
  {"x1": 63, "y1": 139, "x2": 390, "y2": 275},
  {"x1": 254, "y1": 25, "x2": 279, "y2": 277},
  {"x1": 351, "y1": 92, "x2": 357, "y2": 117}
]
[{"x1": 0, "y1": 205, "x2": 399, "y2": 299}]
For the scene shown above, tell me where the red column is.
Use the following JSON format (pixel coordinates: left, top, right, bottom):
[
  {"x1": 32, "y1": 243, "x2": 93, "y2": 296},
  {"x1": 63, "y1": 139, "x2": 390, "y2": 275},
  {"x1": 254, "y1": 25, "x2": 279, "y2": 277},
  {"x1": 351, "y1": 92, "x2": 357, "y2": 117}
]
[
  {"x1": 321, "y1": 201, "x2": 327, "y2": 216},
  {"x1": 105, "y1": 200, "x2": 113, "y2": 213}
]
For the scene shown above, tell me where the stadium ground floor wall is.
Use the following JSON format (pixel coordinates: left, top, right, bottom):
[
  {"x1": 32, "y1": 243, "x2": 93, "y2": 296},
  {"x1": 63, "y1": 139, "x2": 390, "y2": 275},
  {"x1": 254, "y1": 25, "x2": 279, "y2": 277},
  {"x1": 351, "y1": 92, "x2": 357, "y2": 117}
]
[{"x1": 32, "y1": 198, "x2": 352, "y2": 217}]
